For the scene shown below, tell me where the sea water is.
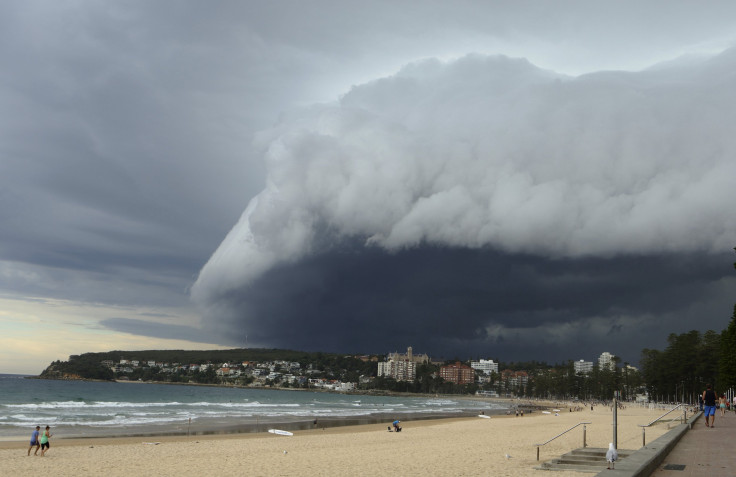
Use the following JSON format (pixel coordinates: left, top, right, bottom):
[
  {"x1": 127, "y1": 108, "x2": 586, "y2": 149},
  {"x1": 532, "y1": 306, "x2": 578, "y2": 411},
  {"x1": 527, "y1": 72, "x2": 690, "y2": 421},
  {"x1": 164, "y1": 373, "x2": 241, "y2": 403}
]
[{"x1": 0, "y1": 374, "x2": 506, "y2": 439}]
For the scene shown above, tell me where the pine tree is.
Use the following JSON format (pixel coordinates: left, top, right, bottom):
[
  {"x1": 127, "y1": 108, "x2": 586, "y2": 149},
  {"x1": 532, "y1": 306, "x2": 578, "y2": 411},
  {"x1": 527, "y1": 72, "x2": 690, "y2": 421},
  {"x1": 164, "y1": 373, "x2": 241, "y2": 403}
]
[
  {"x1": 717, "y1": 249, "x2": 736, "y2": 391},
  {"x1": 717, "y1": 305, "x2": 736, "y2": 391}
]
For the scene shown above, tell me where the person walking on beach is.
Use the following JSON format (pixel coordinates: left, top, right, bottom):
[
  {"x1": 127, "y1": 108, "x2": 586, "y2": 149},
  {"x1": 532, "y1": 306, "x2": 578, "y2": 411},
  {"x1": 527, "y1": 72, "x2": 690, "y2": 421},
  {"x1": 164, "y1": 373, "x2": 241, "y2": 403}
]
[
  {"x1": 702, "y1": 384, "x2": 717, "y2": 428},
  {"x1": 39, "y1": 425, "x2": 52, "y2": 456},
  {"x1": 27, "y1": 426, "x2": 40, "y2": 456}
]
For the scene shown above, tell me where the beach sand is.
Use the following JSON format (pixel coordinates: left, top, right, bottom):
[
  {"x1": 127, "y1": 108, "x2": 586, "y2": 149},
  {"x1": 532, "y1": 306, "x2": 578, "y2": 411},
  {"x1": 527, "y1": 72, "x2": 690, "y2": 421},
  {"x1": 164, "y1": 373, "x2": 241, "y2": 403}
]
[{"x1": 1, "y1": 403, "x2": 675, "y2": 476}]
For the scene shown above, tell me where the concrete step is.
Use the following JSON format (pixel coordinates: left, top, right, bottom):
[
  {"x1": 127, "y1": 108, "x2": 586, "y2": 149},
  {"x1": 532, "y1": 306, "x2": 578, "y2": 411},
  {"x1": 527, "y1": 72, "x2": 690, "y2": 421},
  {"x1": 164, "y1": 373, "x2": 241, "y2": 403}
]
[
  {"x1": 539, "y1": 447, "x2": 633, "y2": 473},
  {"x1": 566, "y1": 447, "x2": 632, "y2": 458},
  {"x1": 535, "y1": 462, "x2": 602, "y2": 473},
  {"x1": 557, "y1": 456, "x2": 608, "y2": 464}
]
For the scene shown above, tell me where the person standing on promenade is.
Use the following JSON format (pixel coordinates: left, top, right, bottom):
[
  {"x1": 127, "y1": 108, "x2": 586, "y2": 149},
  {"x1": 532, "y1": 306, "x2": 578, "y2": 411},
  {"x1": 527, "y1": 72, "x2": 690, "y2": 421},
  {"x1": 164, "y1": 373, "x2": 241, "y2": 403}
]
[
  {"x1": 702, "y1": 384, "x2": 717, "y2": 428},
  {"x1": 27, "y1": 425, "x2": 40, "y2": 456},
  {"x1": 39, "y1": 425, "x2": 52, "y2": 456},
  {"x1": 719, "y1": 394, "x2": 727, "y2": 416}
]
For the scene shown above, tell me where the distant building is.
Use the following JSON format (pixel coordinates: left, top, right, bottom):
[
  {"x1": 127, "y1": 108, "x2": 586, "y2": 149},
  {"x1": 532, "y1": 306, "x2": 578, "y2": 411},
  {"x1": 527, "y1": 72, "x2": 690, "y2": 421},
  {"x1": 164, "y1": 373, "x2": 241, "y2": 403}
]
[
  {"x1": 500, "y1": 369, "x2": 529, "y2": 389},
  {"x1": 378, "y1": 347, "x2": 429, "y2": 382},
  {"x1": 599, "y1": 352, "x2": 616, "y2": 371},
  {"x1": 574, "y1": 359, "x2": 593, "y2": 374},
  {"x1": 378, "y1": 359, "x2": 416, "y2": 382},
  {"x1": 470, "y1": 359, "x2": 499, "y2": 375},
  {"x1": 440, "y1": 362, "x2": 474, "y2": 385},
  {"x1": 335, "y1": 382, "x2": 356, "y2": 392},
  {"x1": 385, "y1": 346, "x2": 430, "y2": 364}
]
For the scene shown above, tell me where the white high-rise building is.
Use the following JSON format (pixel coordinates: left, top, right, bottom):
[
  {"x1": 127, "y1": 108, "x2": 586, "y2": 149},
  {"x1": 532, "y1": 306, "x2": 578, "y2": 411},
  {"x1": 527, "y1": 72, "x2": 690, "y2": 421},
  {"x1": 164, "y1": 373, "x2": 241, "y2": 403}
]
[
  {"x1": 598, "y1": 352, "x2": 616, "y2": 371},
  {"x1": 470, "y1": 359, "x2": 499, "y2": 375},
  {"x1": 378, "y1": 347, "x2": 426, "y2": 382},
  {"x1": 378, "y1": 359, "x2": 416, "y2": 382},
  {"x1": 574, "y1": 359, "x2": 593, "y2": 374}
]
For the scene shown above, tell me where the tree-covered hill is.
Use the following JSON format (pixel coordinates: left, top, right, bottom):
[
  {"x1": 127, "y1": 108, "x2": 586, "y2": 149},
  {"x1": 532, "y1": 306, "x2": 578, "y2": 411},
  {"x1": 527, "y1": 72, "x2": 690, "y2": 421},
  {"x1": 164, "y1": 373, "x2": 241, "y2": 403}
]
[{"x1": 39, "y1": 348, "x2": 378, "y2": 381}]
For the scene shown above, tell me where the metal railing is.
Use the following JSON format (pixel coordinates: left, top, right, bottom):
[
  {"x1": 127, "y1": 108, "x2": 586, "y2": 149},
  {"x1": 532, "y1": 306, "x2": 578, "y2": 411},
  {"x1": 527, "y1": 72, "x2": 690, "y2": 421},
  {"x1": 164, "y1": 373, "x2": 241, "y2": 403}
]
[
  {"x1": 533, "y1": 422, "x2": 591, "y2": 461},
  {"x1": 638, "y1": 403, "x2": 687, "y2": 446}
]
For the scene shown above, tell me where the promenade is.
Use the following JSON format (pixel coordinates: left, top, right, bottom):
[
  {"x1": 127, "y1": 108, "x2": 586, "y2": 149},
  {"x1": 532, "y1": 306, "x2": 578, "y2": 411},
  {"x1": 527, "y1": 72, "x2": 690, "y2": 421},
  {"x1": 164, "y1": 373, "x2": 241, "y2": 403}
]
[{"x1": 649, "y1": 408, "x2": 734, "y2": 476}]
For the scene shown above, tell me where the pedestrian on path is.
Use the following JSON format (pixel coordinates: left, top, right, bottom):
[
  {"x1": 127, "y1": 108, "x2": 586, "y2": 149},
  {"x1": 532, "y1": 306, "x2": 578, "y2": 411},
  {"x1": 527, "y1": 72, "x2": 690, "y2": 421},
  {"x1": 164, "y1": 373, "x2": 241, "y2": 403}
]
[
  {"x1": 719, "y1": 394, "x2": 727, "y2": 416},
  {"x1": 703, "y1": 384, "x2": 717, "y2": 428}
]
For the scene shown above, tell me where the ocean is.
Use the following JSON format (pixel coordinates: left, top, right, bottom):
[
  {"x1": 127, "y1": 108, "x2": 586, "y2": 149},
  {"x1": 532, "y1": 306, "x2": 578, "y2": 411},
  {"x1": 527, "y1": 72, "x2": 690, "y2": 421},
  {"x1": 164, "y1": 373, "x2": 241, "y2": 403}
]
[{"x1": 0, "y1": 374, "x2": 507, "y2": 439}]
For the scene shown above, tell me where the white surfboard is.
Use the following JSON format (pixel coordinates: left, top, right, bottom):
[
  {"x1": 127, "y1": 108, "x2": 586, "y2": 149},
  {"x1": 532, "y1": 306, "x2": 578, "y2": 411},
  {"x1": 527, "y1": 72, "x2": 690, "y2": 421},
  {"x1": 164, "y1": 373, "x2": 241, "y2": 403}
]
[
  {"x1": 478, "y1": 414, "x2": 491, "y2": 418},
  {"x1": 268, "y1": 429, "x2": 293, "y2": 436},
  {"x1": 542, "y1": 411, "x2": 551, "y2": 414}
]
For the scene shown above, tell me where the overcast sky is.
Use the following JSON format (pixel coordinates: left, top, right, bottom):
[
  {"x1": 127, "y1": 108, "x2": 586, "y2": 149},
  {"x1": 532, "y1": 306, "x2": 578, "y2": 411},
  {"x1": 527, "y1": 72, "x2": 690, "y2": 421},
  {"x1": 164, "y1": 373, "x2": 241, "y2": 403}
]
[{"x1": 2, "y1": 1, "x2": 735, "y2": 374}]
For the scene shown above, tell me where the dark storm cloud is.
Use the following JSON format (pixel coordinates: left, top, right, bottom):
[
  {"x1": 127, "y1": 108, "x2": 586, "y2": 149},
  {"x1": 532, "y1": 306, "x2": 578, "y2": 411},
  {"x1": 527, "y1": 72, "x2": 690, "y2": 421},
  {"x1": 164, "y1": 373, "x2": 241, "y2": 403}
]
[
  {"x1": 193, "y1": 49, "x2": 736, "y2": 364},
  {"x1": 204, "y1": 243, "x2": 734, "y2": 364}
]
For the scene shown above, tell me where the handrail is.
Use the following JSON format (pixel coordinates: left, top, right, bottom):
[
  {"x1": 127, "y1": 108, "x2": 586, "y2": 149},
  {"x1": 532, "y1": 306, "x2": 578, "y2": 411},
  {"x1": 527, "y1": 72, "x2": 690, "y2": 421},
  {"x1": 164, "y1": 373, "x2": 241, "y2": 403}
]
[
  {"x1": 534, "y1": 421, "x2": 592, "y2": 446},
  {"x1": 533, "y1": 422, "x2": 591, "y2": 461},
  {"x1": 639, "y1": 403, "x2": 684, "y2": 427}
]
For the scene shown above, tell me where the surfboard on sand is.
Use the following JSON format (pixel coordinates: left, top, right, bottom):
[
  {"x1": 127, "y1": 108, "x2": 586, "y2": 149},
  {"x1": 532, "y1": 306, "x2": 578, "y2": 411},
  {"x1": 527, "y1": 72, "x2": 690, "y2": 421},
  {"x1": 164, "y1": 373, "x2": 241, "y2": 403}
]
[
  {"x1": 542, "y1": 411, "x2": 551, "y2": 414},
  {"x1": 268, "y1": 429, "x2": 294, "y2": 436},
  {"x1": 478, "y1": 414, "x2": 491, "y2": 418}
]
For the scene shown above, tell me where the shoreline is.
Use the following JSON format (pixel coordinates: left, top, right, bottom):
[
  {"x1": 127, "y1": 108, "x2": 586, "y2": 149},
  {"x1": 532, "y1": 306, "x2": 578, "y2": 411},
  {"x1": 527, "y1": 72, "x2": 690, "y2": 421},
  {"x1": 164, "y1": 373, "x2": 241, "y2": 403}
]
[
  {"x1": 0, "y1": 414, "x2": 477, "y2": 449},
  {"x1": 0, "y1": 405, "x2": 522, "y2": 442}
]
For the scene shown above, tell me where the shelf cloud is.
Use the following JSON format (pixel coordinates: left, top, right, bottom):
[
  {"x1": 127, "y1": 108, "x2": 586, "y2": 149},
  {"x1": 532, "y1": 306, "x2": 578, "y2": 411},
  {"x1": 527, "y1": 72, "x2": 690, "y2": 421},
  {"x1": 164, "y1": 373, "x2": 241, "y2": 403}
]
[{"x1": 194, "y1": 50, "x2": 736, "y2": 362}]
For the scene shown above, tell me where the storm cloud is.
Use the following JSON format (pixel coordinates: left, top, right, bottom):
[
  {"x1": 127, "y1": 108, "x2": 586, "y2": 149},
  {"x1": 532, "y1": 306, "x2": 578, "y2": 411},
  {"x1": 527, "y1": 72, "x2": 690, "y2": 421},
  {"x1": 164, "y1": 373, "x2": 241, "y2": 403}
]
[
  {"x1": 192, "y1": 51, "x2": 736, "y2": 363},
  {"x1": 4, "y1": 2, "x2": 736, "y2": 373}
]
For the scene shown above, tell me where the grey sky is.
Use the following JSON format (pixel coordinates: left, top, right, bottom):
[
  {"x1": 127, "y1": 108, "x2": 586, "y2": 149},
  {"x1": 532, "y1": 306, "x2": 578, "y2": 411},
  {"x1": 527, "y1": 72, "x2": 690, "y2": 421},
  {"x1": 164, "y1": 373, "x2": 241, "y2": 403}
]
[{"x1": 1, "y1": 1, "x2": 735, "y2": 373}]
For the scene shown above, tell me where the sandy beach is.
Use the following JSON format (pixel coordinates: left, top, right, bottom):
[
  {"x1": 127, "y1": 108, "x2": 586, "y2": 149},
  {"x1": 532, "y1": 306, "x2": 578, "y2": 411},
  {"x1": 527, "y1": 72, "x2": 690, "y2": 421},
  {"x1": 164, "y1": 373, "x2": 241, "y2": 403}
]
[{"x1": 2, "y1": 403, "x2": 675, "y2": 476}]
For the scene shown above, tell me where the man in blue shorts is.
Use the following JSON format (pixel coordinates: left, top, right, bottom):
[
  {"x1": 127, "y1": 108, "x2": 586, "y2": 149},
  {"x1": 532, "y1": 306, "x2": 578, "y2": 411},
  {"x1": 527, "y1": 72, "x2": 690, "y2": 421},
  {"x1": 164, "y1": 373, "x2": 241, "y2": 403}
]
[
  {"x1": 27, "y1": 425, "x2": 40, "y2": 456},
  {"x1": 702, "y1": 384, "x2": 717, "y2": 428}
]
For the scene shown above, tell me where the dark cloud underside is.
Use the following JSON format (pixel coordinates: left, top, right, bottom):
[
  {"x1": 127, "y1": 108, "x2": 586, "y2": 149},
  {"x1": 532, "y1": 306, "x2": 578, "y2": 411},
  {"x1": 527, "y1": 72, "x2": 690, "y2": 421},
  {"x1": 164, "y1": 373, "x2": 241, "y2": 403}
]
[{"x1": 210, "y1": 244, "x2": 733, "y2": 364}]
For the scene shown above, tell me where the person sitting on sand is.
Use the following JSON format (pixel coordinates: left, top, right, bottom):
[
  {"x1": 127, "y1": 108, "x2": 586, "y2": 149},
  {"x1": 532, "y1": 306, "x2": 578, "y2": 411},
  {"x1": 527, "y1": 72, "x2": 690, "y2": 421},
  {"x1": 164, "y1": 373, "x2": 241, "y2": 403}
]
[
  {"x1": 27, "y1": 426, "x2": 40, "y2": 456},
  {"x1": 392, "y1": 420, "x2": 401, "y2": 432}
]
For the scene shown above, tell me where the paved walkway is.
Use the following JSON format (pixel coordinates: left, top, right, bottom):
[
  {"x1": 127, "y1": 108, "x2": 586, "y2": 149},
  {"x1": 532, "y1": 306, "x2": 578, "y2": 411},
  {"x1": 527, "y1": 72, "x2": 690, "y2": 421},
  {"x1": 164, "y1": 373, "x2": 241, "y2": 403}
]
[{"x1": 648, "y1": 409, "x2": 735, "y2": 476}]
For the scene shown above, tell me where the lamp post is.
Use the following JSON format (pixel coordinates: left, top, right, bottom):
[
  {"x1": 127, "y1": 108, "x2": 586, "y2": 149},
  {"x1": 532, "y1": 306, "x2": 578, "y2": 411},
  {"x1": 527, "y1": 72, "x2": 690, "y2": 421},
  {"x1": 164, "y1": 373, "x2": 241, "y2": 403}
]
[{"x1": 612, "y1": 394, "x2": 618, "y2": 450}]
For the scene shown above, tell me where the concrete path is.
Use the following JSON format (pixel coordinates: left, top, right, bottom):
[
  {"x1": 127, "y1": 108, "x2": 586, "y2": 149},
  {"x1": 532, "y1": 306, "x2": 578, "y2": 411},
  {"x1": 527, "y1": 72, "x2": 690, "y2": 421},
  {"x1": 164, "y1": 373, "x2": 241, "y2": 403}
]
[{"x1": 648, "y1": 409, "x2": 735, "y2": 476}]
